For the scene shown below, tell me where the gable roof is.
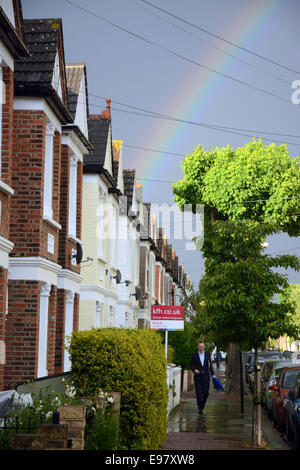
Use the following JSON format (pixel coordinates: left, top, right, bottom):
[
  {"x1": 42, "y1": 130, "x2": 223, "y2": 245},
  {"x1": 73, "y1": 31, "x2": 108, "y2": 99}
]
[
  {"x1": 83, "y1": 113, "x2": 118, "y2": 191},
  {"x1": 140, "y1": 202, "x2": 151, "y2": 240},
  {"x1": 123, "y1": 169, "x2": 136, "y2": 215},
  {"x1": 14, "y1": 18, "x2": 72, "y2": 123},
  {"x1": 66, "y1": 62, "x2": 89, "y2": 120},
  {"x1": 85, "y1": 116, "x2": 110, "y2": 168}
]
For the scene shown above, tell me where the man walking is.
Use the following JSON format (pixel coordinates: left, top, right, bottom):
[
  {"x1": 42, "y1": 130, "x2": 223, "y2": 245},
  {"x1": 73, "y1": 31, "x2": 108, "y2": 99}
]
[{"x1": 190, "y1": 341, "x2": 216, "y2": 413}]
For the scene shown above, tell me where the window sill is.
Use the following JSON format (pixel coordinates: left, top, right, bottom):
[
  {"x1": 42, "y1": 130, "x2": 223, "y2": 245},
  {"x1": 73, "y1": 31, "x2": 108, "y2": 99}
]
[
  {"x1": 0, "y1": 180, "x2": 14, "y2": 196},
  {"x1": 43, "y1": 215, "x2": 62, "y2": 230},
  {"x1": 68, "y1": 234, "x2": 82, "y2": 245}
]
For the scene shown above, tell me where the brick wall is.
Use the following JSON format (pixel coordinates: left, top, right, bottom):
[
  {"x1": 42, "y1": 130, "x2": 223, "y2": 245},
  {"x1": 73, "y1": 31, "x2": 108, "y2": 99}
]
[
  {"x1": 58, "y1": 144, "x2": 70, "y2": 268},
  {"x1": 10, "y1": 110, "x2": 45, "y2": 257},
  {"x1": 58, "y1": 144, "x2": 81, "y2": 273},
  {"x1": 55, "y1": 289, "x2": 66, "y2": 374},
  {"x1": 4, "y1": 280, "x2": 41, "y2": 389},
  {"x1": 0, "y1": 67, "x2": 14, "y2": 240},
  {"x1": 47, "y1": 285, "x2": 57, "y2": 376},
  {"x1": 73, "y1": 293, "x2": 79, "y2": 332}
]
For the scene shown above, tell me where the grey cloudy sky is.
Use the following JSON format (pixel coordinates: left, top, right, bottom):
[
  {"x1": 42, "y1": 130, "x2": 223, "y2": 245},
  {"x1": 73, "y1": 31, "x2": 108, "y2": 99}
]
[{"x1": 22, "y1": 0, "x2": 300, "y2": 287}]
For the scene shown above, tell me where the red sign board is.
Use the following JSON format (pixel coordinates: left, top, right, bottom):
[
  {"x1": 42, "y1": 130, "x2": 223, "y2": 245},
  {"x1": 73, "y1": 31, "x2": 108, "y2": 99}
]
[{"x1": 151, "y1": 305, "x2": 184, "y2": 330}]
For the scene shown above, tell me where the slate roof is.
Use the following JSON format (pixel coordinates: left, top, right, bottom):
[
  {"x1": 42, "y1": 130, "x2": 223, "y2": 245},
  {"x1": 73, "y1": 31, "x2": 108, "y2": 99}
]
[
  {"x1": 85, "y1": 117, "x2": 110, "y2": 168},
  {"x1": 123, "y1": 169, "x2": 136, "y2": 215},
  {"x1": 14, "y1": 18, "x2": 72, "y2": 123},
  {"x1": 66, "y1": 89, "x2": 78, "y2": 120},
  {"x1": 15, "y1": 19, "x2": 63, "y2": 91},
  {"x1": 140, "y1": 202, "x2": 151, "y2": 240}
]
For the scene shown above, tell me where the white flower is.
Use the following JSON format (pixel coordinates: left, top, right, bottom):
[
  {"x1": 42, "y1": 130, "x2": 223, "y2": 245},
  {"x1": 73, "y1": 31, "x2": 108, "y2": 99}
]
[
  {"x1": 107, "y1": 396, "x2": 114, "y2": 404},
  {"x1": 66, "y1": 385, "x2": 76, "y2": 398}
]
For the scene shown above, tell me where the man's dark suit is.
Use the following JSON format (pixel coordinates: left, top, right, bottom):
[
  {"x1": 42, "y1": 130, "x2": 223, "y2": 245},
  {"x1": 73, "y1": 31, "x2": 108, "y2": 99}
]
[{"x1": 190, "y1": 350, "x2": 215, "y2": 411}]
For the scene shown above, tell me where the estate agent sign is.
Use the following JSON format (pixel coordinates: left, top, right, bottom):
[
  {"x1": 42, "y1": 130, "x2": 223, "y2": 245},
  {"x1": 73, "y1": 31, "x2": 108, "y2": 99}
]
[{"x1": 151, "y1": 305, "x2": 184, "y2": 331}]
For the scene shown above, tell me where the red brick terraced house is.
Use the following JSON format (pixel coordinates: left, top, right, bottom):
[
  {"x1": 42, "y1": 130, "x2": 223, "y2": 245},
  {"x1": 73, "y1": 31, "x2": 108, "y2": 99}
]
[
  {"x1": 2, "y1": 10, "x2": 91, "y2": 390},
  {"x1": 0, "y1": 0, "x2": 29, "y2": 390}
]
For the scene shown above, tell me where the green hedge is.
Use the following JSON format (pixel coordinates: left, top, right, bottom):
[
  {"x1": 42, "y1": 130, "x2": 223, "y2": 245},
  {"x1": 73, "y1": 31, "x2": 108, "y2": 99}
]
[{"x1": 68, "y1": 328, "x2": 168, "y2": 450}]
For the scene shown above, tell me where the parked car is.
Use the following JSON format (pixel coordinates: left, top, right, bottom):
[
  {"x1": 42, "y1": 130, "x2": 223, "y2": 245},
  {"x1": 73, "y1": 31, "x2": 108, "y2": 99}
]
[
  {"x1": 244, "y1": 352, "x2": 253, "y2": 384},
  {"x1": 284, "y1": 372, "x2": 300, "y2": 450},
  {"x1": 282, "y1": 351, "x2": 293, "y2": 360},
  {"x1": 263, "y1": 360, "x2": 297, "y2": 419},
  {"x1": 270, "y1": 365, "x2": 300, "y2": 432},
  {"x1": 261, "y1": 359, "x2": 288, "y2": 407},
  {"x1": 248, "y1": 351, "x2": 283, "y2": 393}
]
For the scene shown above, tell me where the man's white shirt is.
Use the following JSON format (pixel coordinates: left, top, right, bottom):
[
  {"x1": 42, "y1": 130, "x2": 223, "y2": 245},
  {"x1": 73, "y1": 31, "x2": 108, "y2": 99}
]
[{"x1": 198, "y1": 351, "x2": 205, "y2": 366}]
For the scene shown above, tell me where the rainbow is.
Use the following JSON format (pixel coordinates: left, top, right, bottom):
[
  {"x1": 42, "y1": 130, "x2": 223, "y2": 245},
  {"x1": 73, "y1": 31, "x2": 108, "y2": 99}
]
[{"x1": 132, "y1": 0, "x2": 284, "y2": 199}]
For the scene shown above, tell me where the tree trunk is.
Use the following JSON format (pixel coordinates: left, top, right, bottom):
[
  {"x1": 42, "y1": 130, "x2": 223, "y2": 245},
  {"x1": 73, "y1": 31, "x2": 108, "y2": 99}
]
[
  {"x1": 252, "y1": 348, "x2": 258, "y2": 446},
  {"x1": 256, "y1": 366, "x2": 262, "y2": 447},
  {"x1": 226, "y1": 344, "x2": 240, "y2": 394},
  {"x1": 239, "y1": 348, "x2": 244, "y2": 414}
]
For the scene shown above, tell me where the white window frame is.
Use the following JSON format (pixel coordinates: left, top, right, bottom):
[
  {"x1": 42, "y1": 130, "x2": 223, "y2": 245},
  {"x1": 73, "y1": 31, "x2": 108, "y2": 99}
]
[
  {"x1": 97, "y1": 188, "x2": 105, "y2": 259},
  {"x1": 111, "y1": 204, "x2": 118, "y2": 268},
  {"x1": 68, "y1": 153, "x2": 78, "y2": 239},
  {"x1": 43, "y1": 122, "x2": 55, "y2": 221}
]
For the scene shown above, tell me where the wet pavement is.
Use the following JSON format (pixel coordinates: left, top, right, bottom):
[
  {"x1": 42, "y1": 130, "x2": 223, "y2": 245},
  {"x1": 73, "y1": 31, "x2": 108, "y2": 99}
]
[{"x1": 163, "y1": 363, "x2": 290, "y2": 451}]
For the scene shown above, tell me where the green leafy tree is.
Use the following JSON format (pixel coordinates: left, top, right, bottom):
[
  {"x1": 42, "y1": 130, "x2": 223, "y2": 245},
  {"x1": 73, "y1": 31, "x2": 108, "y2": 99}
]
[
  {"x1": 173, "y1": 139, "x2": 300, "y2": 236},
  {"x1": 165, "y1": 322, "x2": 197, "y2": 369},
  {"x1": 172, "y1": 139, "x2": 300, "y2": 445},
  {"x1": 172, "y1": 139, "x2": 300, "y2": 350},
  {"x1": 193, "y1": 220, "x2": 300, "y2": 351},
  {"x1": 279, "y1": 284, "x2": 300, "y2": 347}
]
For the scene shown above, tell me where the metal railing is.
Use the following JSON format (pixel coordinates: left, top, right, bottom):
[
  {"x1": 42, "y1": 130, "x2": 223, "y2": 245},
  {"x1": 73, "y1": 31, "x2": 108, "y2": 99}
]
[{"x1": 0, "y1": 415, "x2": 44, "y2": 434}]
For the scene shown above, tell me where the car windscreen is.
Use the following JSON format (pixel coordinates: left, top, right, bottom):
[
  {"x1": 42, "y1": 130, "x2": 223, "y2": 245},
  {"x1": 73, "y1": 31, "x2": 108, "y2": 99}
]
[{"x1": 282, "y1": 370, "x2": 300, "y2": 388}]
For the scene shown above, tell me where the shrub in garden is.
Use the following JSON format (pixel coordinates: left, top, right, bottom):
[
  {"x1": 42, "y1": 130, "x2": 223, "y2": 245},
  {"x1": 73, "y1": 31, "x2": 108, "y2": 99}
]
[
  {"x1": 68, "y1": 328, "x2": 168, "y2": 450},
  {"x1": 84, "y1": 397, "x2": 120, "y2": 451},
  {"x1": 0, "y1": 382, "x2": 80, "y2": 449},
  {"x1": 159, "y1": 322, "x2": 196, "y2": 369}
]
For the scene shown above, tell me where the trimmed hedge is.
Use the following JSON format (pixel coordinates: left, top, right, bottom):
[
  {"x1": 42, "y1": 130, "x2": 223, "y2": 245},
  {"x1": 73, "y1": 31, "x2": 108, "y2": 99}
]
[{"x1": 68, "y1": 328, "x2": 168, "y2": 450}]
